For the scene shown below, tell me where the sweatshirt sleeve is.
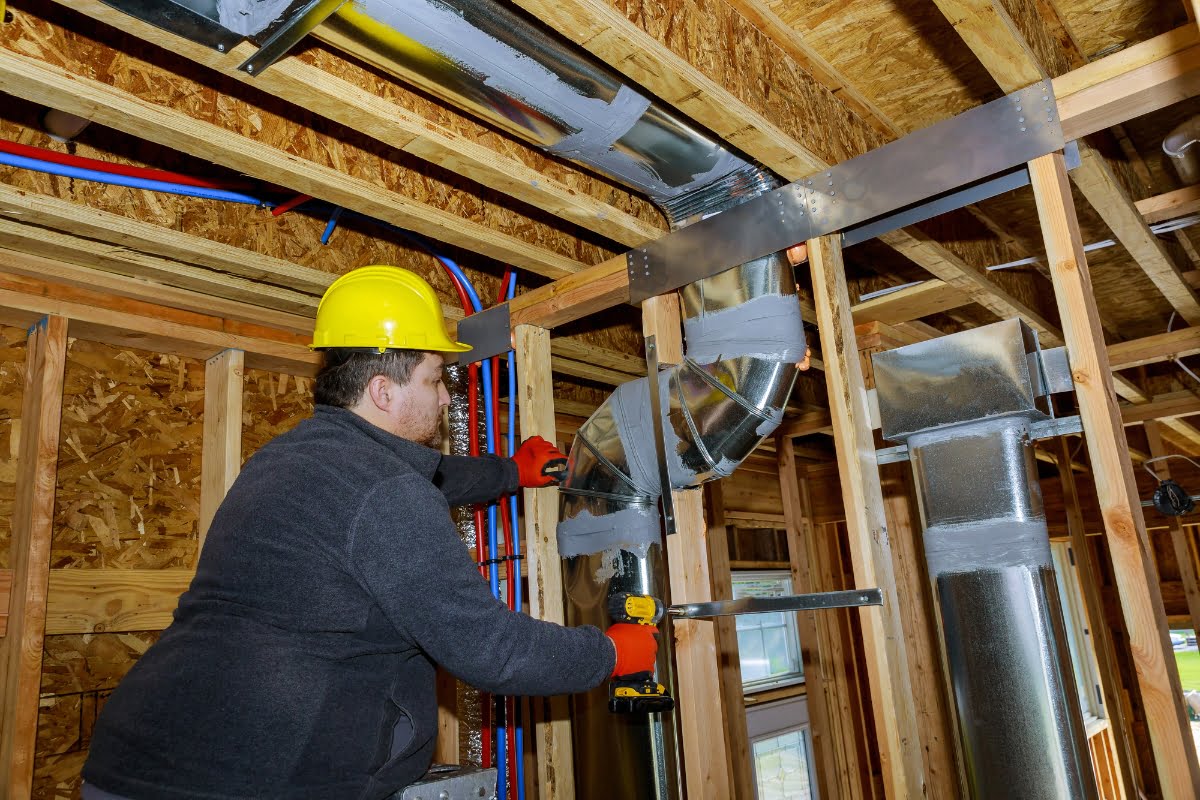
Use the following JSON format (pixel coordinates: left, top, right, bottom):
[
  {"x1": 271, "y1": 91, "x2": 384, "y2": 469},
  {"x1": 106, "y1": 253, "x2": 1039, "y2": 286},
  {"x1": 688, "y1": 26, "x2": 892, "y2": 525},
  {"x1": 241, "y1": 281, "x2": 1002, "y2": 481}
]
[
  {"x1": 348, "y1": 474, "x2": 614, "y2": 696},
  {"x1": 432, "y1": 453, "x2": 519, "y2": 507}
]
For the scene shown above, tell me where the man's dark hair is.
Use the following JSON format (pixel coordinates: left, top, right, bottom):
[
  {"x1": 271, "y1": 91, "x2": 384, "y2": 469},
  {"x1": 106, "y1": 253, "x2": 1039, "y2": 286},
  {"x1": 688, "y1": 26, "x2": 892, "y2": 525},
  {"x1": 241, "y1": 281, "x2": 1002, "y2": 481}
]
[{"x1": 314, "y1": 349, "x2": 430, "y2": 408}]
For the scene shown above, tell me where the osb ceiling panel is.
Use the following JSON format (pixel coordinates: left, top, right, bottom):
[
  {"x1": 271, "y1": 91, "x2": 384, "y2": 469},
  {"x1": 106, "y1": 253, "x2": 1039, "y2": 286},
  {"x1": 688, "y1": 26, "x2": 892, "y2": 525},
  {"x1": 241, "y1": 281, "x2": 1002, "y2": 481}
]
[
  {"x1": 766, "y1": 0, "x2": 1001, "y2": 134},
  {"x1": 1055, "y1": 0, "x2": 1188, "y2": 60}
]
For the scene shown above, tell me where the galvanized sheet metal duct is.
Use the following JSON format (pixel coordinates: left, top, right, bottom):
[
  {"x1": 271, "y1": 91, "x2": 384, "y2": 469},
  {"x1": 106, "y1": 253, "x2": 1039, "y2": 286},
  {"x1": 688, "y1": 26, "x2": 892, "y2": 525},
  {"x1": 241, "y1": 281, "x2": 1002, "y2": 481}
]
[
  {"x1": 246, "y1": 1, "x2": 805, "y2": 796},
  {"x1": 874, "y1": 321, "x2": 1097, "y2": 800}
]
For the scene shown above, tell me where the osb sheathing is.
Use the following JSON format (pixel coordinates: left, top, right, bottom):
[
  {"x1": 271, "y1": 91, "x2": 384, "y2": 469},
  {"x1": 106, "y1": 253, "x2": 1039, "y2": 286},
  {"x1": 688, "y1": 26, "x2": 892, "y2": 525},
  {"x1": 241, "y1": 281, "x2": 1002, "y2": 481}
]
[
  {"x1": 609, "y1": 0, "x2": 887, "y2": 165},
  {"x1": 768, "y1": 0, "x2": 1000, "y2": 134},
  {"x1": 241, "y1": 369, "x2": 315, "y2": 461},
  {"x1": 1056, "y1": 0, "x2": 1189, "y2": 60},
  {"x1": 0, "y1": 324, "x2": 27, "y2": 570},
  {"x1": 3, "y1": 2, "x2": 620, "y2": 273}
]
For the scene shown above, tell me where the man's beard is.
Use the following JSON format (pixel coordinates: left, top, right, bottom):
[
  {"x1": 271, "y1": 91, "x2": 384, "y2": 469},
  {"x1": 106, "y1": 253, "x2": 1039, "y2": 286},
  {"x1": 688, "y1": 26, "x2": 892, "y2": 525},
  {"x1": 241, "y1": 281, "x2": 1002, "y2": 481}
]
[{"x1": 420, "y1": 417, "x2": 444, "y2": 448}]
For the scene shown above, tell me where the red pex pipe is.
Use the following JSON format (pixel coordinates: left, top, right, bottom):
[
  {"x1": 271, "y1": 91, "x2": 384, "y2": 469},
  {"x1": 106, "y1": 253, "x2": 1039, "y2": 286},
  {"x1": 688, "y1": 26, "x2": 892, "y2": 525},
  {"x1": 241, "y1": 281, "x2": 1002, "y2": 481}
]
[{"x1": 0, "y1": 138, "x2": 257, "y2": 191}]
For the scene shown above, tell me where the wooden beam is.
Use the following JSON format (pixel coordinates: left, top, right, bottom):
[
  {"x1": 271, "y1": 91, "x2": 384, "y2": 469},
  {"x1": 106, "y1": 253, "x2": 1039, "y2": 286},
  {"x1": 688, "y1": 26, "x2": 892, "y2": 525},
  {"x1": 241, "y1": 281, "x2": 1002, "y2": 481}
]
[
  {"x1": 1108, "y1": 327, "x2": 1200, "y2": 371},
  {"x1": 1055, "y1": 25, "x2": 1200, "y2": 141},
  {"x1": 1029, "y1": 151, "x2": 1200, "y2": 797},
  {"x1": 775, "y1": 439, "x2": 837, "y2": 800},
  {"x1": 43, "y1": 568, "x2": 190, "y2": 635},
  {"x1": 0, "y1": 273, "x2": 319, "y2": 376},
  {"x1": 1120, "y1": 391, "x2": 1200, "y2": 426},
  {"x1": 807, "y1": 235, "x2": 925, "y2": 799},
  {"x1": 0, "y1": 41, "x2": 584, "y2": 281},
  {"x1": 930, "y1": 0, "x2": 1046, "y2": 88},
  {"x1": 1144, "y1": 422, "x2": 1200, "y2": 639},
  {"x1": 513, "y1": 324, "x2": 575, "y2": 800},
  {"x1": 643, "y1": 293, "x2": 745, "y2": 799},
  {"x1": 61, "y1": 0, "x2": 663, "y2": 250},
  {"x1": 850, "y1": 280, "x2": 969, "y2": 327},
  {"x1": 199, "y1": 349, "x2": 245, "y2": 564},
  {"x1": 1055, "y1": 437, "x2": 1138, "y2": 800},
  {"x1": 1136, "y1": 185, "x2": 1200, "y2": 225},
  {"x1": 0, "y1": 314, "x2": 67, "y2": 800}
]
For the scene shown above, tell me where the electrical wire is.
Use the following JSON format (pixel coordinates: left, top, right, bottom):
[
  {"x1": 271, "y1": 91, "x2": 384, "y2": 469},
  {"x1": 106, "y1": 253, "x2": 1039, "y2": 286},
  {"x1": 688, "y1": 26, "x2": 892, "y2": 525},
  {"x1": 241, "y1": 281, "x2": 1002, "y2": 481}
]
[
  {"x1": 1167, "y1": 312, "x2": 1200, "y2": 388},
  {"x1": 0, "y1": 150, "x2": 270, "y2": 206},
  {"x1": 0, "y1": 137, "x2": 257, "y2": 190}
]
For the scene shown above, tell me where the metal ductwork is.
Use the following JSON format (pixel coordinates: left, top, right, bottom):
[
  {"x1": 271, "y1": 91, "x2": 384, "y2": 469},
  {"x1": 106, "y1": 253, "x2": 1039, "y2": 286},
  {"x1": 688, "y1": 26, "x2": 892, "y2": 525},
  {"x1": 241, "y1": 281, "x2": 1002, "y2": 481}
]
[
  {"x1": 1164, "y1": 116, "x2": 1200, "y2": 185},
  {"x1": 874, "y1": 320, "x2": 1097, "y2": 800}
]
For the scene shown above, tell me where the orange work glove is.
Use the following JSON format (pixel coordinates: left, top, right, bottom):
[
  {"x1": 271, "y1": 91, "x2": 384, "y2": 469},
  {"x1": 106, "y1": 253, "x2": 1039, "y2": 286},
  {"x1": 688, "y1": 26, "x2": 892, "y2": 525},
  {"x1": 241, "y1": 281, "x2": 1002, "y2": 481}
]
[
  {"x1": 605, "y1": 623, "x2": 659, "y2": 677},
  {"x1": 512, "y1": 435, "x2": 568, "y2": 487}
]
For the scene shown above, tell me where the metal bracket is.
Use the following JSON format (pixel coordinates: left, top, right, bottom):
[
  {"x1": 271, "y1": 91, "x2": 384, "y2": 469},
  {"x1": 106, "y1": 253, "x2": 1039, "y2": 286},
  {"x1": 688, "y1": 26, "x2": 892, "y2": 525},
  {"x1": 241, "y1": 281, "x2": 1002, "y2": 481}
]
[
  {"x1": 668, "y1": 588, "x2": 883, "y2": 619},
  {"x1": 645, "y1": 336, "x2": 677, "y2": 535},
  {"x1": 98, "y1": 0, "x2": 243, "y2": 52},
  {"x1": 451, "y1": 303, "x2": 510, "y2": 365},
  {"x1": 627, "y1": 81, "x2": 1065, "y2": 303},
  {"x1": 237, "y1": 0, "x2": 348, "y2": 75},
  {"x1": 875, "y1": 414, "x2": 1084, "y2": 464},
  {"x1": 398, "y1": 764, "x2": 496, "y2": 800}
]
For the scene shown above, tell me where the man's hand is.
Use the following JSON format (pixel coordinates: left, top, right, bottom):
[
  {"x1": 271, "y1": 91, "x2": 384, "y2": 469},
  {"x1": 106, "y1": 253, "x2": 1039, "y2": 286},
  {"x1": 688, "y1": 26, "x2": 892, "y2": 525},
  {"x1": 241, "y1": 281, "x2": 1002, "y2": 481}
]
[
  {"x1": 512, "y1": 436, "x2": 568, "y2": 487},
  {"x1": 605, "y1": 623, "x2": 659, "y2": 677}
]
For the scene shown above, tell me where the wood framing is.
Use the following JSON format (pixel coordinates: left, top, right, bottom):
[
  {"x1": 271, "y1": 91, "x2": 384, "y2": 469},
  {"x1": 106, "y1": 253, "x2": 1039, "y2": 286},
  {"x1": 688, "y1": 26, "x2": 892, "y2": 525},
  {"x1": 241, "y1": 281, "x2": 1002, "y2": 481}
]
[
  {"x1": 806, "y1": 235, "x2": 925, "y2": 799},
  {"x1": 1137, "y1": 185, "x2": 1200, "y2": 225},
  {"x1": 1029, "y1": 151, "x2": 1200, "y2": 798},
  {"x1": 199, "y1": 349, "x2": 246, "y2": 562},
  {"x1": 1055, "y1": 438, "x2": 1137, "y2": 800},
  {"x1": 513, "y1": 324, "x2": 575, "y2": 800},
  {"x1": 775, "y1": 438, "x2": 837, "y2": 799},
  {"x1": 43, "y1": 569, "x2": 191, "y2": 635},
  {"x1": 0, "y1": 314, "x2": 68, "y2": 800},
  {"x1": 642, "y1": 293, "x2": 746, "y2": 799}
]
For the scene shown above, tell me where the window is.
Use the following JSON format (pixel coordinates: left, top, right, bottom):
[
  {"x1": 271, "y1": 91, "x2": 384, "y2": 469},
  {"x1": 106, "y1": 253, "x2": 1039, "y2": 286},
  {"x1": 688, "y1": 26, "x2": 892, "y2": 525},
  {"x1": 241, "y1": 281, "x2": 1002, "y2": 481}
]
[
  {"x1": 747, "y1": 696, "x2": 818, "y2": 800},
  {"x1": 1050, "y1": 541, "x2": 1105, "y2": 724},
  {"x1": 732, "y1": 570, "x2": 804, "y2": 691}
]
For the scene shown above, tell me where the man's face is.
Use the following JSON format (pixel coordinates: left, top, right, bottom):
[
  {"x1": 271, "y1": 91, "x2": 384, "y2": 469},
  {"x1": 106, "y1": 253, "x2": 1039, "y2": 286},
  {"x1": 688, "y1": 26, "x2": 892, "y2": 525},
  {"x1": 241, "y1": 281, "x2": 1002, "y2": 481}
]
[{"x1": 384, "y1": 352, "x2": 450, "y2": 446}]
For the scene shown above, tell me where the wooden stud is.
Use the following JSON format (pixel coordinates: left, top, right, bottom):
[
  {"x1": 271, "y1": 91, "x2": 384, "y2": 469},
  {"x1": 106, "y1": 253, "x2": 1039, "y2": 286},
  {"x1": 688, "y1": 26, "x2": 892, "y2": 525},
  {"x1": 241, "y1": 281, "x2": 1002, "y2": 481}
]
[
  {"x1": 642, "y1": 293, "x2": 745, "y2": 800},
  {"x1": 776, "y1": 437, "x2": 837, "y2": 800},
  {"x1": 0, "y1": 315, "x2": 68, "y2": 800},
  {"x1": 199, "y1": 349, "x2": 245, "y2": 563},
  {"x1": 514, "y1": 324, "x2": 575, "y2": 800},
  {"x1": 849, "y1": 280, "x2": 969, "y2": 327},
  {"x1": 1056, "y1": 438, "x2": 1138, "y2": 800},
  {"x1": 701, "y1": 481, "x2": 755, "y2": 800},
  {"x1": 1108, "y1": 327, "x2": 1200, "y2": 371},
  {"x1": 43, "y1": 568, "x2": 191, "y2": 635},
  {"x1": 1029, "y1": 151, "x2": 1200, "y2": 798},
  {"x1": 1136, "y1": 185, "x2": 1200, "y2": 225},
  {"x1": 806, "y1": 235, "x2": 925, "y2": 799},
  {"x1": 1144, "y1": 422, "x2": 1200, "y2": 638},
  {"x1": 0, "y1": 569, "x2": 10, "y2": 637}
]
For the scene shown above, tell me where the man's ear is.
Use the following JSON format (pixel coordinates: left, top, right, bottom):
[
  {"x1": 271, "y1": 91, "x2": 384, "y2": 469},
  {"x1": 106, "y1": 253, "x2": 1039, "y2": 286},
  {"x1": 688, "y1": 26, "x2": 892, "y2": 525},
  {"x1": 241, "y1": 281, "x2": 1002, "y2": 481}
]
[{"x1": 365, "y1": 374, "x2": 393, "y2": 412}]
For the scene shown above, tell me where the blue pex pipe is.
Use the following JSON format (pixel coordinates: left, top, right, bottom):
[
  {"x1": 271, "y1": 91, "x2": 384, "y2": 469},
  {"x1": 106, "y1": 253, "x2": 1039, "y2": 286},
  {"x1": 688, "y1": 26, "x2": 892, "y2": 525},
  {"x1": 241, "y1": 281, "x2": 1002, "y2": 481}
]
[
  {"x1": 504, "y1": 271, "x2": 526, "y2": 800},
  {"x1": 0, "y1": 151, "x2": 270, "y2": 206}
]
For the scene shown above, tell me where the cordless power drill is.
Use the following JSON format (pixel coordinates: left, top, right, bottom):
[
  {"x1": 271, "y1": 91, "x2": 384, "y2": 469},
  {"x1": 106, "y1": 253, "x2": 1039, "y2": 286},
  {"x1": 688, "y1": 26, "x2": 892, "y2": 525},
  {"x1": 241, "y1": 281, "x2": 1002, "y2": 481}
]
[{"x1": 606, "y1": 593, "x2": 675, "y2": 714}]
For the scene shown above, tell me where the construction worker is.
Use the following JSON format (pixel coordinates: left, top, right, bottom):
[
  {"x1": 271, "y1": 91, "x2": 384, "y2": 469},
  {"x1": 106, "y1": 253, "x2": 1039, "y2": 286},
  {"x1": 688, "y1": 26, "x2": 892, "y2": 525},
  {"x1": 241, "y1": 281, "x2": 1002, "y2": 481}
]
[{"x1": 81, "y1": 266, "x2": 659, "y2": 800}]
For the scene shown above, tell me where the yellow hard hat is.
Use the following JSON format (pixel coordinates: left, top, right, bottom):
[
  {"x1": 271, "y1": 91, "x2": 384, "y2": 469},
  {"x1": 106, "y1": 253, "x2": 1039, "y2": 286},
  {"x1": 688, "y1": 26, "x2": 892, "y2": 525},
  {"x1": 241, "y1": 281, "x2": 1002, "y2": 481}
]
[{"x1": 311, "y1": 265, "x2": 470, "y2": 353}]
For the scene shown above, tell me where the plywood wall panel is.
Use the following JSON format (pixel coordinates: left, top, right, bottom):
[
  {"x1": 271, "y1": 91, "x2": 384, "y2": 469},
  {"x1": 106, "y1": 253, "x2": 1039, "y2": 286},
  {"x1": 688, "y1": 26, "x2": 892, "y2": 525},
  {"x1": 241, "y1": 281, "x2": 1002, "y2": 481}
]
[
  {"x1": 51, "y1": 340, "x2": 203, "y2": 570},
  {"x1": 1055, "y1": 0, "x2": 1188, "y2": 61},
  {"x1": 241, "y1": 370, "x2": 315, "y2": 461}
]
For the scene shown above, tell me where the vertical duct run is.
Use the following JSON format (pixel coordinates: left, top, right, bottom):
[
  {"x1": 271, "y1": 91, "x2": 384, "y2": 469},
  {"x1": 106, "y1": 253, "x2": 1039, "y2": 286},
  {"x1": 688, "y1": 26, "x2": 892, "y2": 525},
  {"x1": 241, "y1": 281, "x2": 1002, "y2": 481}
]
[
  {"x1": 236, "y1": 1, "x2": 805, "y2": 795},
  {"x1": 874, "y1": 320, "x2": 1098, "y2": 800},
  {"x1": 1164, "y1": 116, "x2": 1200, "y2": 185}
]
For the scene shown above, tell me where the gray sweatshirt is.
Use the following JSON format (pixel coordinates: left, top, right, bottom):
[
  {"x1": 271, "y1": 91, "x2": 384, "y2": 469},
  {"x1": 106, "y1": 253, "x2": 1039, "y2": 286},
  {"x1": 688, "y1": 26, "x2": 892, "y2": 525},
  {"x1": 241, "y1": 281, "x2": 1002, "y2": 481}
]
[{"x1": 83, "y1": 405, "x2": 614, "y2": 800}]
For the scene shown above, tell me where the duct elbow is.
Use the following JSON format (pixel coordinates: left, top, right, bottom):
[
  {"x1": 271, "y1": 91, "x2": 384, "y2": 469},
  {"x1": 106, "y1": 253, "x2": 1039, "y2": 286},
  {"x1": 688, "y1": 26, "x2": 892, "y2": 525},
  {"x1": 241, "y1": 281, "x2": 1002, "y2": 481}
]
[{"x1": 1164, "y1": 116, "x2": 1200, "y2": 185}]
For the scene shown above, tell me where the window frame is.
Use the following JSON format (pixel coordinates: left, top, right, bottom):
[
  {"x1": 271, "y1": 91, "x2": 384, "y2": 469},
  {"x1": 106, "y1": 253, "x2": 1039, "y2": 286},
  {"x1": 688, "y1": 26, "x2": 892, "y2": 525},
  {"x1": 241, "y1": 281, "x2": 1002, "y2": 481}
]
[
  {"x1": 731, "y1": 569, "x2": 806, "y2": 693},
  {"x1": 746, "y1": 695, "x2": 819, "y2": 800},
  {"x1": 1049, "y1": 540, "x2": 1106, "y2": 726}
]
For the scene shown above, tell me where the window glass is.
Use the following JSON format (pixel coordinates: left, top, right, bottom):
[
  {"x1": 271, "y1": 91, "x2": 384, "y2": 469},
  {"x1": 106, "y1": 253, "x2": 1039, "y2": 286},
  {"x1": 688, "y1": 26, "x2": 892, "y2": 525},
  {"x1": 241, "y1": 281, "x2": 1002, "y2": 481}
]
[
  {"x1": 732, "y1": 571, "x2": 804, "y2": 691},
  {"x1": 753, "y1": 729, "x2": 815, "y2": 800}
]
